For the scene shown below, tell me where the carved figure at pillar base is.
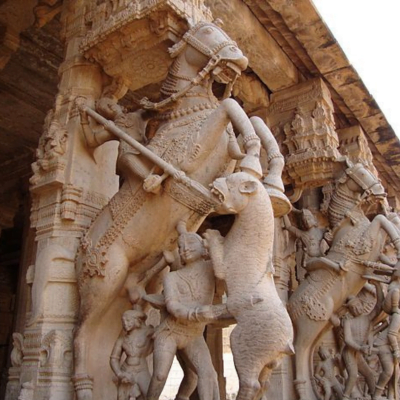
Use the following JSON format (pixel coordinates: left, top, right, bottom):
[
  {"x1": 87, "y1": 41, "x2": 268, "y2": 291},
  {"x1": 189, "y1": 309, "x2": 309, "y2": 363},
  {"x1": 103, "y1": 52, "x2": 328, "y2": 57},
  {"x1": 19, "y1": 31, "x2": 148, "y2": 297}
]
[
  {"x1": 341, "y1": 282, "x2": 382, "y2": 400},
  {"x1": 110, "y1": 309, "x2": 153, "y2": 400},
  {"x1": 373, "y1": 275, "x2": 400, "y2": 400},
  {"x1": 313, "y1": 347, "x2": 343, "y2": 400}
]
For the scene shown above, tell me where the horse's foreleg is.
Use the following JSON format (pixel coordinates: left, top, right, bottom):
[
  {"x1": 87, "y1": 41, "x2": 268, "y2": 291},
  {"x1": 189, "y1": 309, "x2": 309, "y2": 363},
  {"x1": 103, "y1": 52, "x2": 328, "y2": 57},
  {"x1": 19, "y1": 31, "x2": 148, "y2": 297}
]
[
  {"x1": 292, "y1": 321, "x2": 321, "y2": 400},
  {"x1": 372, "y1": 215, "x2": 400, "y2": 255}
]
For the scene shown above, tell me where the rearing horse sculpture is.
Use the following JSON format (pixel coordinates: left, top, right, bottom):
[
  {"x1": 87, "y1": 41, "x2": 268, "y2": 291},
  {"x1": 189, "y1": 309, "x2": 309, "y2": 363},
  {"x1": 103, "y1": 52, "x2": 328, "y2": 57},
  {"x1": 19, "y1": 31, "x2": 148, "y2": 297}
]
[
  {"x1": 288, "y1": 162, "x2": 400, "y2": 400},
  {"x1": 72, "y1": 21, "x2": 286, "y2": 400}
]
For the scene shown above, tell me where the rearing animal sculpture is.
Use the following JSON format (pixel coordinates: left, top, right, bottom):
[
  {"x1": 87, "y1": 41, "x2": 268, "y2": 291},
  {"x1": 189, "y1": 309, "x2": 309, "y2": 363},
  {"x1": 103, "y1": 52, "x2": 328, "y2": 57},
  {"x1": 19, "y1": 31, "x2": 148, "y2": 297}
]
[
  {"x1": 204, "y1": 171, "x2": 294, "y2": 400},
  {"x1": 72, "y1": 21, "x2": 286, "y2": 400},
  {"x1": 288, "y1": 163, "x2": 400, "y2": 400}
]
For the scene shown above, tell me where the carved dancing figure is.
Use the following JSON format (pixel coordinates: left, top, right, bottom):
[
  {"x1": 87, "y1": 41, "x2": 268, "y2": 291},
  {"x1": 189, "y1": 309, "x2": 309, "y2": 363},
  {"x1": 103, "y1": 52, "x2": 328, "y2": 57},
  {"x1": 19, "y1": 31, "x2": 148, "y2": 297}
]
[
  {"x1": 203, "y1": 170, "x2": 294, "y2": 400},
  {"x1": 288, "y1": 162, "x2": 400, "y2": 400},
  {"x1": 341, "y1": 282, "x2": 382, "y2": 400},
  {"x1": 145, "y1": 222, "x2": 219, "y2": 400},
  {"x1": 313, "y1": 347, "x2": 343, "y2": 400},
  {"x1": 73, "y1": 20, "x2": 288, "y2": 400},
  {"x1": 110, "y1": 309, "x2": 154, "y2": 400}
]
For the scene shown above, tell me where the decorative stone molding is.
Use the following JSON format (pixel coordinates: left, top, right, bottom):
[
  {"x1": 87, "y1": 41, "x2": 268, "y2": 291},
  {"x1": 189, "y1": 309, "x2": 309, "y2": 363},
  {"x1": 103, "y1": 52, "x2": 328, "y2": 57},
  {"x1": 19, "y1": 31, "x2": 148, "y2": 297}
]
[
  {"x1": 81, "y1": 0, "x2": 212, "y2": 91},
  {"x1": 268, "y1": 78, "x2": 341, "y2": 192}
]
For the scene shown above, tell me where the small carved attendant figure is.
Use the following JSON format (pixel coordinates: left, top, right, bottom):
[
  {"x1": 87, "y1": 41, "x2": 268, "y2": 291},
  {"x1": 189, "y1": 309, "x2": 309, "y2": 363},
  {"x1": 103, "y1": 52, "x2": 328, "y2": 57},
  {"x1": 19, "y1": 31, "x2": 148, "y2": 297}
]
[
  {"x1": 110, "y1": 309, "x2": 154, "y2": 400},
  {"x1": 314, "y1": 347, "x2": 343, "y2": 400},
  {"x1": 341, "y1": 282, "x2": 383, "y2": 400},
  {"x1": 146, "y1": 222, "x2": 219, "y2": 400}
]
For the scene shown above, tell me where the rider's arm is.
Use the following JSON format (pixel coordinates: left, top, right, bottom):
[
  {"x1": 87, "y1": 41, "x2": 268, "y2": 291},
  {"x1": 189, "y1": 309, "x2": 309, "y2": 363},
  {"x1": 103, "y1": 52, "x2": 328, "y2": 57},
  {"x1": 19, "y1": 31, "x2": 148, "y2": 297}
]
[
  {"x1": 80, "y1": 110, "x2": 114, "y2": 147},
  {"x1": 283, "y1": 215, "x2": 303, "y2": 238}
]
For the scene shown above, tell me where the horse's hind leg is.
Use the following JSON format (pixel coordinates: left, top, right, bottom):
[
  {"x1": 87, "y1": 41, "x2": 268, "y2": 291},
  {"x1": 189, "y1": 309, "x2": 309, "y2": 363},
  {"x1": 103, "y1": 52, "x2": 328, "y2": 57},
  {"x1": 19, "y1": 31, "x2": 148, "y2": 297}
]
[{"x1": 73, "y1": 245, "x2": 129, "y2": 400}]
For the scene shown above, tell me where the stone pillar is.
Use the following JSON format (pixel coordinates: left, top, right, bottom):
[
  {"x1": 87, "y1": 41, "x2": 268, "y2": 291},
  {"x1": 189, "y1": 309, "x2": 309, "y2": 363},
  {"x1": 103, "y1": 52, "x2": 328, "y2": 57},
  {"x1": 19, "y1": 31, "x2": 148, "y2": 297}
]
[
  {"x1": 6, "y1": 1, "x2": 213, "y2": 399},
  {"x1": 6, "y1": 1, "x2": 117, "y2": 399}
]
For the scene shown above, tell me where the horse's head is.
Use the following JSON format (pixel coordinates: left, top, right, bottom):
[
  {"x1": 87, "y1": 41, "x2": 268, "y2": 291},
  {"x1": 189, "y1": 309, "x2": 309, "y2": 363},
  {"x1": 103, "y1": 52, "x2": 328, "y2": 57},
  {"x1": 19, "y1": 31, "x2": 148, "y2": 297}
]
[
  {"x1": 344, "y1": 163, "x2": 386, "y2": 200},
  {"x1": 169, "y1": 20, "x2": 248, "y2": 84}
]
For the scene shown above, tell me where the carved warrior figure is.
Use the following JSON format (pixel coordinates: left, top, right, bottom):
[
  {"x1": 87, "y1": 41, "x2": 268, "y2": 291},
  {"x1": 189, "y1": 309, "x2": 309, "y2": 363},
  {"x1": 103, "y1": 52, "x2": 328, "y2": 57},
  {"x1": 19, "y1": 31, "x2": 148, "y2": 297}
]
[
  {"x1": 110, "y1": 309, "x2": 153, "y2": 400},
  {"x1": 341, "y1": 282, "x2": 383, "y2": 400},
  {"x1": 313, "y1": 347, "x2": 342, "y2": 400},
  {"x1": 203, "y1": 171, "x2": 294, "y2": 400},
  {"x1": 73, "y1": 21, "x2": 288, "y2": 400},
  {"x1": 288, "y1": 162, "x2": 400, "y2": 400},
  {"x1": 145, "y1": 222, "x2": 219, "y2": 400}
]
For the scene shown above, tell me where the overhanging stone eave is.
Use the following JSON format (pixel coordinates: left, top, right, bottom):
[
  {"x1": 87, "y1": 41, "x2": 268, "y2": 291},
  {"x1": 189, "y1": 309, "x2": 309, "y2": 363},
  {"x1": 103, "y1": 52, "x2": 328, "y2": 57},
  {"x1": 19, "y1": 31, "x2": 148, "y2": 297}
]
[{"x1": 245, "y1": 0, "x2": 400, "y2": 190}]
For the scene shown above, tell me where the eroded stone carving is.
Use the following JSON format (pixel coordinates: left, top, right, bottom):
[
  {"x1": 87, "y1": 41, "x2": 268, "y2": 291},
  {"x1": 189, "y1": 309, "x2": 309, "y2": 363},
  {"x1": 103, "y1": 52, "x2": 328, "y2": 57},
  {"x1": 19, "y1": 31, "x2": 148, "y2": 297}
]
[
  {"x1": 30, "y1": 108, "x2": 68, "y2": 188},
  {"x1": 283, "y1": 208, "x2": 326, "y2": 281},
  {"x1": 313, "y1": 347, "x2": 342, "y2": 400}
]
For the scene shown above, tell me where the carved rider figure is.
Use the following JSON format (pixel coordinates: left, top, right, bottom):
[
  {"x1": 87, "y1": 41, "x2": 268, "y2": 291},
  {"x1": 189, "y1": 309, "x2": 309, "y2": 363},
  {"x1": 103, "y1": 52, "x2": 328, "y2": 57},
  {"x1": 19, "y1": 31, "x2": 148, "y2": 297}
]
[{"x1": 283, "y1": 208, "x2": 327, "y2": 280}]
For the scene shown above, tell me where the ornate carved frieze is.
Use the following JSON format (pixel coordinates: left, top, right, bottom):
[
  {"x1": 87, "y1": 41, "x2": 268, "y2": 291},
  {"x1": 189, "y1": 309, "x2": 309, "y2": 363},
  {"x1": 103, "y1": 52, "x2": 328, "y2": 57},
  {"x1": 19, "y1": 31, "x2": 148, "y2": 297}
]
[
  {"x1": 268, "y1": 79, "x2": 342, "y2": 191},
  {"x1": 338, "y1": 124, "x2": 378, "y2": 176}
]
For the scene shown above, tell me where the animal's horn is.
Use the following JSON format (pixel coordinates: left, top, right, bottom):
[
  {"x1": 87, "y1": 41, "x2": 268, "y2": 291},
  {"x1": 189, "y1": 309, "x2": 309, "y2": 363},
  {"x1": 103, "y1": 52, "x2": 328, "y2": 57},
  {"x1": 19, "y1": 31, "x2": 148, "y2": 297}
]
[{"x1": 177, "y1": 220, "x2": 187, "y2": 234}]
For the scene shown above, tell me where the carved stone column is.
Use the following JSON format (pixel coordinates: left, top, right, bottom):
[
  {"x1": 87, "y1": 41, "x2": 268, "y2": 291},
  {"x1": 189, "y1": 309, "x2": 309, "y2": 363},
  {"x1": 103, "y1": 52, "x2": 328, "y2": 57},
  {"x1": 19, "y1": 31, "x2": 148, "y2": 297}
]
[{"x1": 6, "y1": 1, "x2": 117, "y2": 398}]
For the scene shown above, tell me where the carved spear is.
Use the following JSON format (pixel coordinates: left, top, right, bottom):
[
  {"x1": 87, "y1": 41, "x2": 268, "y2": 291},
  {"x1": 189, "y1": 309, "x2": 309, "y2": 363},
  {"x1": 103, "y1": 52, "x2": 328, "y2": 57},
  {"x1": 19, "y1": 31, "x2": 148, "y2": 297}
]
[{"x1": 76, "y1": 101, "x2": 182, "y2": 179}]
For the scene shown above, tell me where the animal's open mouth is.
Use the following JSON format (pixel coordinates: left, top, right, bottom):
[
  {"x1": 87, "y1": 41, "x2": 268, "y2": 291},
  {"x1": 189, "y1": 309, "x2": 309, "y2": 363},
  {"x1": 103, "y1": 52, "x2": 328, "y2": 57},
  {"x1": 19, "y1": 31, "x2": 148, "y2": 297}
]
[
  {"x1": 212, "y1": 61, "x2": 241, "y2": 84},
  {"x1": 210, "y1": 183, "x2": 225, "y2": 204}
]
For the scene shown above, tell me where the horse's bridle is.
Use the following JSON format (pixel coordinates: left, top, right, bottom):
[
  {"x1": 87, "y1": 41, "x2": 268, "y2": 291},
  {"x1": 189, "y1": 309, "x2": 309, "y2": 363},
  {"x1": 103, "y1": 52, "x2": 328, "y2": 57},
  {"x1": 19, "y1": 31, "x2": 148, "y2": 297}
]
[{"x1": 140, "y1": 21, "x2": 241, "y2": 111}]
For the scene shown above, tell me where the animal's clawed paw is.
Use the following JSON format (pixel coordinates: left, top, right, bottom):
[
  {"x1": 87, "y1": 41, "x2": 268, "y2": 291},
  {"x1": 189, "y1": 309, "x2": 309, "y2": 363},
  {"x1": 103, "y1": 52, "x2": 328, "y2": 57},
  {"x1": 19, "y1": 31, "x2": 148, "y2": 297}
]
[{"x1": 203, "y1": 229, "x2": 224, "y2": 247}]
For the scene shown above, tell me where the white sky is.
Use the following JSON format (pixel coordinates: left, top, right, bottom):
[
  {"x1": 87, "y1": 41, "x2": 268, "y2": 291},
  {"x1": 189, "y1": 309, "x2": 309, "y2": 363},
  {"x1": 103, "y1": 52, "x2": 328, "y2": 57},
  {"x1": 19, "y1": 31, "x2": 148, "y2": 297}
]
[{"x1": 311, "y1": 0, "x2": 400, "y2": 137}]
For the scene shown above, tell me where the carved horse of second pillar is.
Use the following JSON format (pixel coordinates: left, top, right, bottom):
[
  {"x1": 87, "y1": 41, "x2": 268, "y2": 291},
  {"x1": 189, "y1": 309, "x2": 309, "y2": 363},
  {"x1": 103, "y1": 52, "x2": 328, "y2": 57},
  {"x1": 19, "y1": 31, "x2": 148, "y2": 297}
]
[{"x1": 289, "y1": 163, "x2": 400, "y2": 400}]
